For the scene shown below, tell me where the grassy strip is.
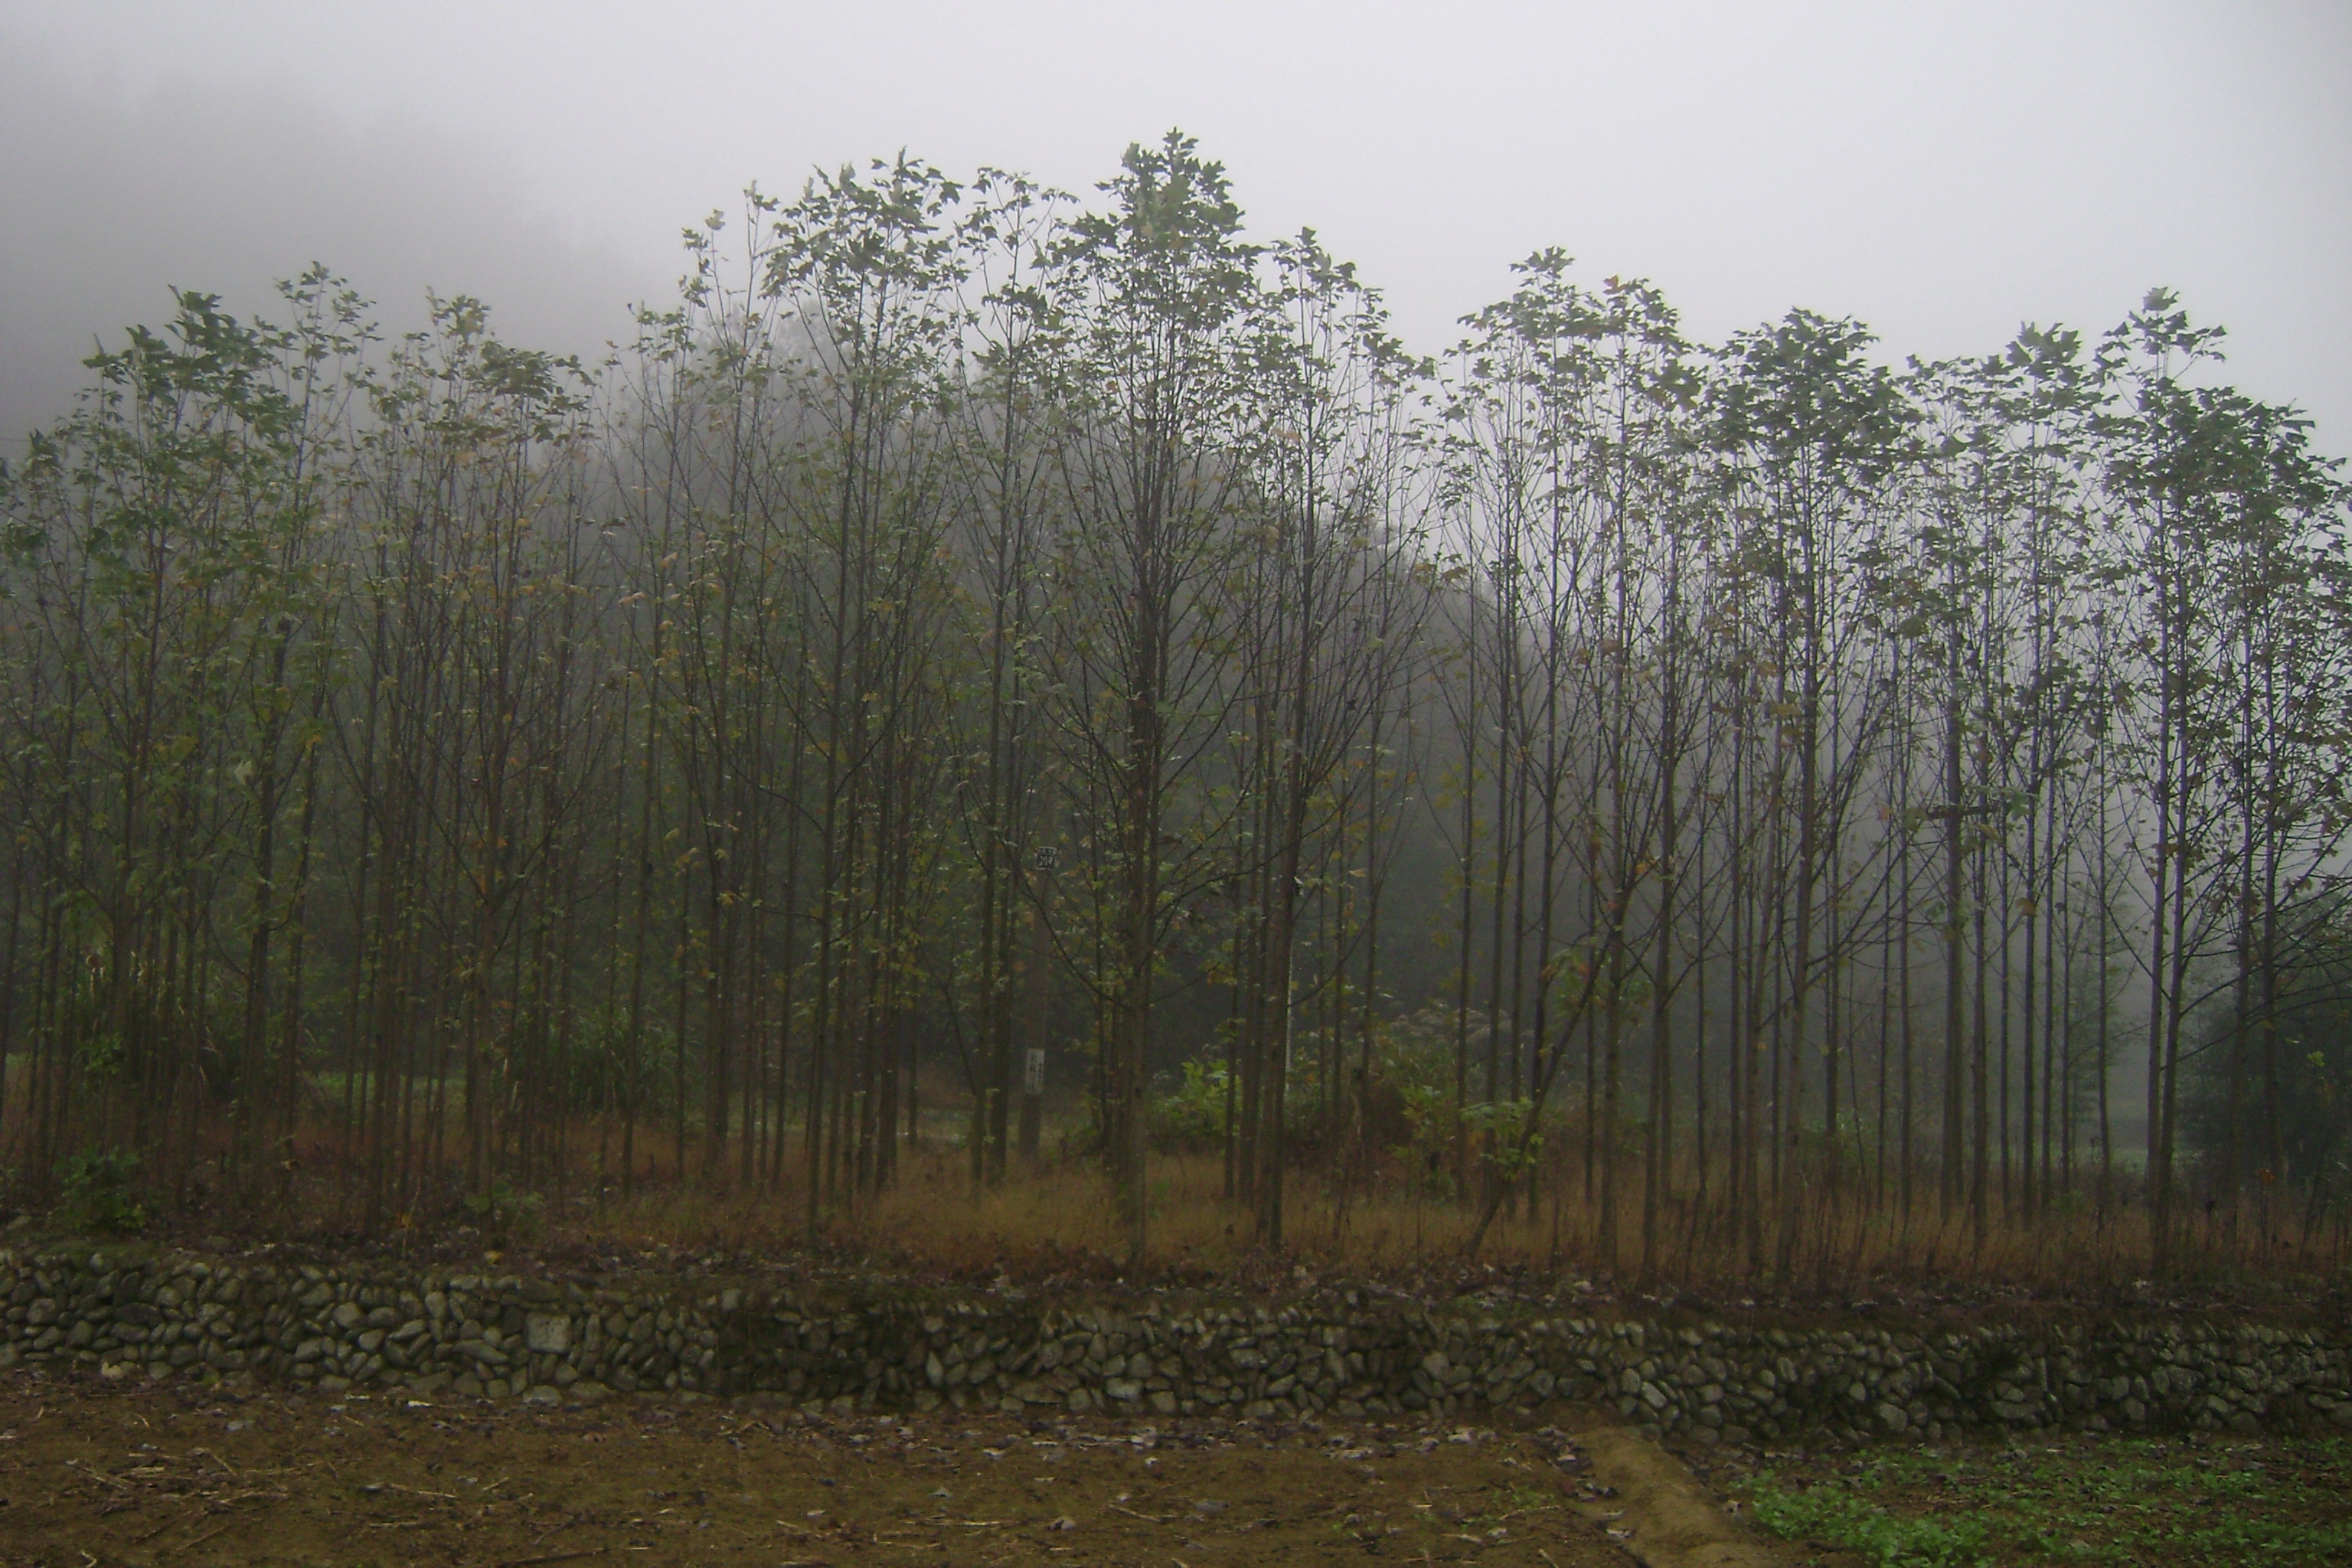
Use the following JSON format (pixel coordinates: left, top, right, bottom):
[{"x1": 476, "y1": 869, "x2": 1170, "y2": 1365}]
[
  {"x1": 1746, "y1": 1478, "x2": 1991, "y2": 1567},
  {"x1": 1741, "y1": 1436, "x2": 2352, "y2": 1567}
]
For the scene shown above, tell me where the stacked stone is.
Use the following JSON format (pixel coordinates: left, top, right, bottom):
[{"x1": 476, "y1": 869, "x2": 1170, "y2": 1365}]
[{"x1": 2, "y1": 1250, "x2": 2345, "y2": 1441}]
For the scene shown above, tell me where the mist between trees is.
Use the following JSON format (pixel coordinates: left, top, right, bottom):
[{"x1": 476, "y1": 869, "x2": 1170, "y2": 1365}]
[{"x1": 2, "y1": 132, "x2": 2347, "y2": 1289}]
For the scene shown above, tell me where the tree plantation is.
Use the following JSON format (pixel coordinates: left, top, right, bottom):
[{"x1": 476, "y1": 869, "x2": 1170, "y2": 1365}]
[{"x1": 3, "y1": 134, "x2": 2347, "y2": 1289}]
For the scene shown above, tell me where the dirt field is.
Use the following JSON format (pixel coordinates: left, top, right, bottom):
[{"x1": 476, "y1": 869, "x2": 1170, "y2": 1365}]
[{"x1": 0, "y1": 1370, "x2": 1710, "y2": 1567}]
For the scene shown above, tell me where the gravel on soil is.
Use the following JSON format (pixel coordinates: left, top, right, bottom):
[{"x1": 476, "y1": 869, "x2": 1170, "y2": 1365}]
[{"x1": 0, "y1": 1372, "x2": 1669, "y2": 1566}]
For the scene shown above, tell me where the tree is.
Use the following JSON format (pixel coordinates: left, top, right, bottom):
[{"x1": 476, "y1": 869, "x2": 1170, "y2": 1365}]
[{"x1": 1049, "y1": 132, "x2": 1260, "y2": 1265}]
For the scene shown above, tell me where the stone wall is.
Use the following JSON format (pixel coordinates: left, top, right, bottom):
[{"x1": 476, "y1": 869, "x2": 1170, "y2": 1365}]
[{"x1": 4, "y1": 1249, "x2": 2346, "y2": 1444}]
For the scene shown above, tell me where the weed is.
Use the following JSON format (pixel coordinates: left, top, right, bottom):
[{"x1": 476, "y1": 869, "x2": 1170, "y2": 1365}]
[
  {"x1": 1740, "y1": 1436, "x2": 2352, "y2": 1568},
  {"x1": 1746, "y1": 1476, "x2": 1991, "y2": 1567}
]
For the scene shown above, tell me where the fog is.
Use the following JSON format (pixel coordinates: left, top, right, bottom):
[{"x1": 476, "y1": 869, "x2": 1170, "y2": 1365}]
[
  {"x1": 1, "y1": 0, "x2": 2343, "y2": 1264},
  {"x1": 5, "y1": 0, "x2": 2348, "y2": 453},
  {"x1": 0, "y1": 36, "x2": 666, "y2": 450}
]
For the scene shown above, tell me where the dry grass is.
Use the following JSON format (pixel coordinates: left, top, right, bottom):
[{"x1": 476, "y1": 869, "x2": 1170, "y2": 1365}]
[
  {"x1": 14, "y1": 1093, "x2": 2345, "y2": 1306},
  {"x1": 513, "y1": 1132, "x2": 2346, "y2": 1307}
]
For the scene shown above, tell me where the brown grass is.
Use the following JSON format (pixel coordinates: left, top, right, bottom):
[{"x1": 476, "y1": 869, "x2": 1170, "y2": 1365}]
[
  {"x1": 14, "y1": 1093, "x2": 2346, "y2": 1310},
  {"x1": 570, "y1": 1145, "x2": 2344, "y2": 1306}
]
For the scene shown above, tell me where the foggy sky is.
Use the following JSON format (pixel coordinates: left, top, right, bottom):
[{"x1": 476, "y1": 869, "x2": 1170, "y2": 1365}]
[{"x1": 5, "y1": 1, "x2": 2347, "y2": 457}]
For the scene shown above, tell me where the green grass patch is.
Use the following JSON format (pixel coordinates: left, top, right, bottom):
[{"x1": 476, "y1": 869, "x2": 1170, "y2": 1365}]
[
  {"x1": 1734, "y1": 1434, "x2": 2352, "y2": 1567},
  {"x1": 1746, "y1": 1476, "x2": 1991, "y2": 1566}
]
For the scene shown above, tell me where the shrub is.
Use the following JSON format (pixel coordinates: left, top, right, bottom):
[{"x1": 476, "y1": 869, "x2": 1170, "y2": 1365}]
[
  {"x1": 463, "y1": 1177, "x2": 546, "y2": 1243},
  {"x1": 1152, "y1": 1059, "x2": 1231, "y2": 1152},
  {"x1": 55, "y1": 1148, "x2": 147, "y2": 1235}
]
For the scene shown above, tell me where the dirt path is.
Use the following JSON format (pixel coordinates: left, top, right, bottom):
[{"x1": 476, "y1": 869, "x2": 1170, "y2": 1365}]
[
  {"x1": 1553, "y1": 1423, "x2": 1785, "y2": 1568},
  {"x1": 0, "y1": 1371, "x2": 1789, "y2": 1567}
]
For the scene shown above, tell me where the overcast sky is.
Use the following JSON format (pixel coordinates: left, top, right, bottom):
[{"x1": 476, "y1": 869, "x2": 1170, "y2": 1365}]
[{"x1": 4, "y1": 1, "x2": 2346, "y2": 457}]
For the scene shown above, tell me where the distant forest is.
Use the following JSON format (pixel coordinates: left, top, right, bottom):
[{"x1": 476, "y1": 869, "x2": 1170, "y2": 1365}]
[{"x1": 2, "y1": 132, "x2": 2346, "y2": 1276}]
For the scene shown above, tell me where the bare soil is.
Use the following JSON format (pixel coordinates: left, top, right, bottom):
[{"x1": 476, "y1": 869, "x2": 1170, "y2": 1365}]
[{"x1": 0, "y1": 1370, "x2": 1775, "y2": 1568}]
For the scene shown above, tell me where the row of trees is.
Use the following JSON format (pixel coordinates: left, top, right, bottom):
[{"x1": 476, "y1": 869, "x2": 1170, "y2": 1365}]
[{"x1": 3, "y1": 134, "x2": 2346, "y2": 1278}]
